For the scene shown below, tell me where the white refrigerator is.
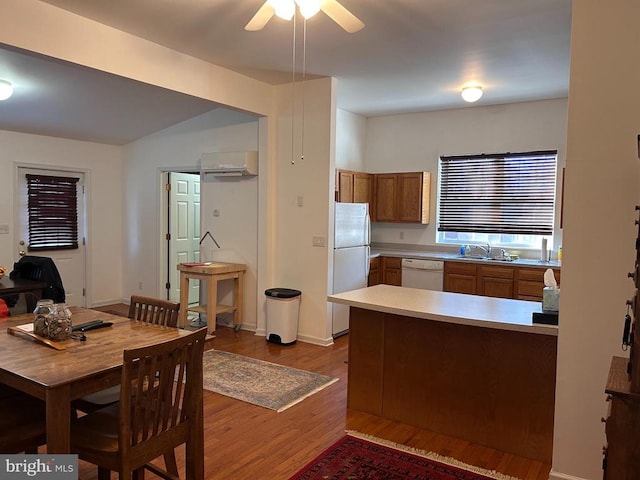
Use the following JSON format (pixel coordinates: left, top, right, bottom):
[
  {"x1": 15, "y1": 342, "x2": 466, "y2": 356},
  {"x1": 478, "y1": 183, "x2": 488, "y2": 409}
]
[{"x1": 332, "y1": 202, "x2": 370, "y2": 336}]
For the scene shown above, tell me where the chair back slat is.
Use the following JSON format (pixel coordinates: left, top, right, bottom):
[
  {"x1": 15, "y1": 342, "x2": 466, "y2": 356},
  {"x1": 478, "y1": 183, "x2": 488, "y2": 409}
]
[
  {"x1": 119, "y1": 328, "x2": 206, "y2": 455},
  {"x1": 128, "y1": 295, "x2": 180, "y2": 327}
]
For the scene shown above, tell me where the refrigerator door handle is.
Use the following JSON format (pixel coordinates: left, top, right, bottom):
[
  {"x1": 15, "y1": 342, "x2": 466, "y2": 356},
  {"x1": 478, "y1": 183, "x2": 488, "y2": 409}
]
[
  {"x1": 365, "y1": 213, "x2": 371, "y2": 246},
  {"x1": 366, "y1": 246, "x2": 371, "y2": 276}
]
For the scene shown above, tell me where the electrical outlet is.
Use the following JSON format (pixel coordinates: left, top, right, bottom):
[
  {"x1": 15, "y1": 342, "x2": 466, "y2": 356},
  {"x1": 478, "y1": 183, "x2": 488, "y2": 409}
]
[
  {"x1": 399, "y1": 231, "x2": 404, "y2": 240},
  {"x1": 138, "y1": 281, "x2": 143, "y2": 290},
  {"x1": 0, "y1": 224, "x2": 8, "y2": 234}
]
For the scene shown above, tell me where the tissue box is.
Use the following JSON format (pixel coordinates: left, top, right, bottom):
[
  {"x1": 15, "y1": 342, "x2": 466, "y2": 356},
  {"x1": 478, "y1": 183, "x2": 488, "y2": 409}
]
[{"x1": 542, "y1": 286, "x2": 560, "y2": 313}]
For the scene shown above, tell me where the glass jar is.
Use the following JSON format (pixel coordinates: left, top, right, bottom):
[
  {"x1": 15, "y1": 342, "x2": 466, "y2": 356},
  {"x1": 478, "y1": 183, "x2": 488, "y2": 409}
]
[
  {"x1": 48, "y1": 303, "x2": 72, "y2": 341},
  {"x1": 33, "y1": 299, "x2": 54, "y2": 337}
]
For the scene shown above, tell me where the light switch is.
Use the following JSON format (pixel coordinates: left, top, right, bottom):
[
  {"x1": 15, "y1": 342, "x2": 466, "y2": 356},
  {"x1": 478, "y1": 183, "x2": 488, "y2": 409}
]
[
  {"x1": 312, "y1": 236, "x2": 326, "y2": 247},
  {"x1": 0, "y1": 224, "x2": 8, "y2": 234},
  {"x1": 297, "y1": 195, "x2": 304, "y2": 207}
]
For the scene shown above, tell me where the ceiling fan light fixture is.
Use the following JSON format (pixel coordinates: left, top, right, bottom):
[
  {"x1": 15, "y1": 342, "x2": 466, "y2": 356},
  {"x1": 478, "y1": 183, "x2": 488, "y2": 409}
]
[
  {"x1": 0, "y1": 79, "x2": 13, "y2": 101},
  {"x1": 268, "y1": 0, "x2": 295, "y2": 20},
  {"x1": 461, "y1": 86, "x2": 483, "y2": 103},
  {"x1": 296, "y1": 0, "x2": 321, "y2": 19}
]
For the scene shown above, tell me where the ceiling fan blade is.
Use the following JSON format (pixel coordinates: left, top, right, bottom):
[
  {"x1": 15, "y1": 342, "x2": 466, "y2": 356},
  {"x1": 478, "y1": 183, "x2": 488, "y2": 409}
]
[
  {"x1": 245, "y1": 2, "x2": 275, "y2": 31},
  {"x1": 319, "y1": 0, "x2": 364, "y2": 33}
]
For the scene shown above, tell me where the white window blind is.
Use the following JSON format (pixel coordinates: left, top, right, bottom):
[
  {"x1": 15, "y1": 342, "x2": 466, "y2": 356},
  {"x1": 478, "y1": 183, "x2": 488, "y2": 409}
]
[{"x1": 438, "y1": 150, "x2": 557, "y2": 236}]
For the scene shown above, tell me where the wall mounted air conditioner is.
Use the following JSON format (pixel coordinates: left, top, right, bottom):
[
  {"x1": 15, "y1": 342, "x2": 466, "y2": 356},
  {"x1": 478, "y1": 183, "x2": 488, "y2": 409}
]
[{"x1": 200, "y1": 150, "x2": 258, "y2": 177}]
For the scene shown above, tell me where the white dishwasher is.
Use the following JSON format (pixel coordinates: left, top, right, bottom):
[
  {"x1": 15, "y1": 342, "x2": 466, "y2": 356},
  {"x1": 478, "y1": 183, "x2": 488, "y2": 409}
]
[{"x1": 401, "y1": 258, "x2": 444, "y2": 291}]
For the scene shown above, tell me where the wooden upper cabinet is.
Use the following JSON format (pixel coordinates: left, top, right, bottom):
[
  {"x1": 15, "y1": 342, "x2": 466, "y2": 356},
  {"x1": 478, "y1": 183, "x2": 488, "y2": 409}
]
[
  {"x1": 373, "y1": 172, "x2": 430, "y2": 224},
  {"x1": 336, "y1": 169, "x2": 371, "y2": 204},
  {"x1": 353, "y1": 172, "x2": 372, "y2": 204},
  {"x1": 373, "y1": 174, "x2": 397, "y2": 221},
  {"x1": 398, "y1": 172, "x2": 430, "y2": 223}
]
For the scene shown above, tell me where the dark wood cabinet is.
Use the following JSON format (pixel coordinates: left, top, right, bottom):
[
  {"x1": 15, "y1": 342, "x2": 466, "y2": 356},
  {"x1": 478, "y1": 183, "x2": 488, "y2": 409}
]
[
  {"x1": 444, "y1": 261, "x2": 560, "y2": 300},
  {"x1": 478, "y1": 265, "x2": 514, "y2": 298},
  {"x1": 368, "y1": 256, "x2": 381, "y2": 286},
  {"x1": 603, "y1": 357, "x2": 640, "y2": 479},
  {"x1": 381, "y1": 256, "x2": 402, "y2": 286},
  {"x1": 373, "y1": 172, "x2": 430, "y2": 224},
  {"x1": 443, "y1": 261, "x2": 477, "y2": 294},
  {"x1": 516, "y1": 267, "x2": 561, "y2": 301}
]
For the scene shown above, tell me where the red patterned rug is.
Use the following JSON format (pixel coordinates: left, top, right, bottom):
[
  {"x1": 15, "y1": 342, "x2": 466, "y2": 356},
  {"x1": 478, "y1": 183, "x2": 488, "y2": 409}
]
[{"x1": 290, "y1": 434, "x2": 518, "y2": 480}]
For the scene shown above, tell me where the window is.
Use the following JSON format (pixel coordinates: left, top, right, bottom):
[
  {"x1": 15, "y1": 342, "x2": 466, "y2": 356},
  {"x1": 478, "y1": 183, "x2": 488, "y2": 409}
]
[
  {"x1": 437, "y1": 150, "x2": 557, "y2": 248},
  {"x1": 26, "y1": 174, "x2": 80, "y2": 251}
]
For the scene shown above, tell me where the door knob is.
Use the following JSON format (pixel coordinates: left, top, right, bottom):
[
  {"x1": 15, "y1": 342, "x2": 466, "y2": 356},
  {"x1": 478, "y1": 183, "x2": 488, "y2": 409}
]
[{"x1": 19, "y1": 250, "x2": 25, "y2": 256}]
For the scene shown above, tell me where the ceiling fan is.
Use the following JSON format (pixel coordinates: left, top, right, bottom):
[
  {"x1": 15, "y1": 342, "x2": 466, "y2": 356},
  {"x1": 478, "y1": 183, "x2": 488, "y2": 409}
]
[{"x1": 245, "y1": 0, "x2": 364, "y2": 33}]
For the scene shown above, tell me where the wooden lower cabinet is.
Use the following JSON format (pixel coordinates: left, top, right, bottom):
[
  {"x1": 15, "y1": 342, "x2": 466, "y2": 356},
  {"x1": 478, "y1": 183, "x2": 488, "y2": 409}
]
[
  {"x1": 381, "y1": 257, "x2": 402, "y2": 286},
  {"x1": 348, "y1": 306, "x2": 556, "y2": 463},
  {"x1": 603, "y1": 356, "x2": 640, "y2": 479},
  {"x1": 443, "y1": 261, "x2": 476, "y2": 294},
  {"x1": 444, "y1": 261, "x2": 560, "y2": 301},
  {"x1": 368, "y1": 257, "x2": 381, "y2": 286},
  {"x1": 478, "y1": 265, "x2": 514, "y2": 298}
]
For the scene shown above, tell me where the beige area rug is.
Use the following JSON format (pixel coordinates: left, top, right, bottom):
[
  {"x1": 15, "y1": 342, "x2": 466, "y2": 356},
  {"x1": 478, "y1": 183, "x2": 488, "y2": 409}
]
[{"x1": 202, "y1": 350, "x2": 339, "y2": 412}]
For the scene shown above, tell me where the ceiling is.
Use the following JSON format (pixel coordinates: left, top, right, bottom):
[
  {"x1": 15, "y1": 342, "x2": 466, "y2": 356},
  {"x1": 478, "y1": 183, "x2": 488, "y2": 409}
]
[{"x1": 0, "y1": 0, "x2": 572, "y2": 145}]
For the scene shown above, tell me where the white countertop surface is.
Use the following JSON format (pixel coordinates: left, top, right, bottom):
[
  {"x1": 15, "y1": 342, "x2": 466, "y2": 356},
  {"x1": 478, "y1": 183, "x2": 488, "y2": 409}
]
[
  {"x1": 328, "y1": 284, "x2": 558, "y2": 336},
  {"x1": 370, "y1": 248, "x2": 561, "y2": 268}
]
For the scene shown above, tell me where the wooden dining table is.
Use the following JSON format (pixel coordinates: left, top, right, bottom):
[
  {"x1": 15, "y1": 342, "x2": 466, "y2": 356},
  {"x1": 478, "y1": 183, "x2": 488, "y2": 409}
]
[
  {"x1": 0, "y1": 276, "x2": 48, "y2": 312},
  {"x1": 0, "y1": 307, "x2": 204, "y2": 480}
]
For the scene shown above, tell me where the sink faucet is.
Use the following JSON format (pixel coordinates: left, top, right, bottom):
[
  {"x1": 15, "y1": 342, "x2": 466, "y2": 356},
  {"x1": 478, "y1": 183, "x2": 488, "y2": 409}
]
[{"x1": 469, "y1": 243, "x2": 491, "y2": 258}]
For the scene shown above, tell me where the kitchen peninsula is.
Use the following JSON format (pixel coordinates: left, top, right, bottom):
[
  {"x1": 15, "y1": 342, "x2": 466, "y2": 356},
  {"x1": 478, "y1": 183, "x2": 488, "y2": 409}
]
[{"x1": 328, "y1": 284, "x2": 557, "y2": 462}]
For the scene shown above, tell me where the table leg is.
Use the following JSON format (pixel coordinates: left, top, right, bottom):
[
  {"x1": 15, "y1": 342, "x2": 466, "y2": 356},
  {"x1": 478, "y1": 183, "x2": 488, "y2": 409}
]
[
  {"x1": 234, "y1": 272, "x2": 244, "y2": 330},
  {"x1": 46, "y1": 386, "x2": 71, "y2": 453},
  {"x1": 179, "y1": 273, "x2": 189, "y2": 328},
  {"x1": 207, "y1": 277, "x2": 217, "y2": 333}
]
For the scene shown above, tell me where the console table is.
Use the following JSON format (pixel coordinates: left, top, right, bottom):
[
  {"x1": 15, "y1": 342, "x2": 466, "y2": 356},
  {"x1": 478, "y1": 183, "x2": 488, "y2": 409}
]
[{"x1": 177, "y1": 262, "x2": 246, "y2": 332}]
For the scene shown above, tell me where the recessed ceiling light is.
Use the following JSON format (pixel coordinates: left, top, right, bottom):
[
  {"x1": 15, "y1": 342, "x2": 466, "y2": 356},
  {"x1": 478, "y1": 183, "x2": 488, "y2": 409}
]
[
  {"x1": 461, "y1": 86, "x2": 483, "y2": 103},
  {"x1": 0, "y1": 79, "x2": 13, "y2": 101}
]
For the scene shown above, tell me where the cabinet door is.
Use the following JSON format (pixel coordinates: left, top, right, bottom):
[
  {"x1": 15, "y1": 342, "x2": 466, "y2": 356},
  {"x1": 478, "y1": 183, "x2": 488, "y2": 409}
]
[
  {"x1": 374, "y1": 174, "x2": 397, "y2": 222},
  {"x1": 382, "y1": 256, "x2": 402, "y2": 286},
  {"x1": 353, "y1": 172, "x2": 372, "y2": 205},
  {"x1": 368, "y1": 257, "x2": 381, "y2": 286},
  {"x1": 398, "y1": 172, "x2": 430, "y2": 223},
  {"x1": 444, "y1": 262, "x2": 477, "y2": 294},
  {"x1": 478, "y1": 265, "x2": 514, "y2": 298},
  {"x1": 337, "y1": 170, "x2": 354, "y2": 203}
]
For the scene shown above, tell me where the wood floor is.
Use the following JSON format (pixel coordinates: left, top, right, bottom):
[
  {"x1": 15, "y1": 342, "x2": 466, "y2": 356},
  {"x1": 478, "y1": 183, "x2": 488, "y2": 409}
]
[{"x1": 78, "y1": 304, "x2": 551, "y2": 480}]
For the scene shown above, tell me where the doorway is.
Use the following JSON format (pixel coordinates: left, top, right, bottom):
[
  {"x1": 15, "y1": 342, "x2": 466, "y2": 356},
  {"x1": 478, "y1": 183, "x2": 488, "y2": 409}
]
[
  {"x1": 14, "y1": 166, "x2": 87, "y2": 307},
  {"x1": 162, "y1": 171, "x2": 201, "y2": 304}
]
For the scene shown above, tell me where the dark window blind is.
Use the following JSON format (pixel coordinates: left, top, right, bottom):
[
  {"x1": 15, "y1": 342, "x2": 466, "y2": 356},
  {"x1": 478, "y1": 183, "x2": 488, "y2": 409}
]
[
  {"x1": 438, "y1": 150, "x2": 557, "y2": 236},
  {"x1": 26, "y1": 174, "x2": 80, "y2": 251}
]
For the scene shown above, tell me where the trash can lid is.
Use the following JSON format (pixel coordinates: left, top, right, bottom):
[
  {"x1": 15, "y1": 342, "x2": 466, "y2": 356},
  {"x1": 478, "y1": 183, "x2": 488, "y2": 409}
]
[{"x1": 265, "y1": 288, "x2": 301, "y2": 298}]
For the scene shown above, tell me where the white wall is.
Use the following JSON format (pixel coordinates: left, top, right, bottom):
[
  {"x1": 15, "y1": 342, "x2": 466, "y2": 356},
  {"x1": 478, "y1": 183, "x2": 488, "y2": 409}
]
[
  {"x1": 365, "y1": 99, "x2": 568, "y2": 252},
  {"x1": 551, "y1": 2, "x2": 640, "y2": 479},
  {"x1": 0, "y1": 130, "x2": 123, "y2": 306},
  {"x1": 336, "y1": 109, "x2": 367, "y2": 170},
  {"x1": 121, "y1": 109, "x2": 259, "y2": 316},
  {"x1": 273, "y1": 77, "x2": 336, "y2": 345}
]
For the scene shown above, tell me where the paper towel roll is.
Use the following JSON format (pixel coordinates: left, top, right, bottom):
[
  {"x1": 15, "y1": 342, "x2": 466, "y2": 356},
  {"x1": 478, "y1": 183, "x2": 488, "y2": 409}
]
[{"x1": 540, "y1": 238, "x2": 548, "y2": 262}]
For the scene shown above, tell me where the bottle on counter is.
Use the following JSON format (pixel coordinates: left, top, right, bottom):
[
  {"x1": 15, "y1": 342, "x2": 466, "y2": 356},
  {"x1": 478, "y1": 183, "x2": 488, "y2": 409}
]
[{"x1": 558, "y1": 246, "x2": 562, "y2": 262}]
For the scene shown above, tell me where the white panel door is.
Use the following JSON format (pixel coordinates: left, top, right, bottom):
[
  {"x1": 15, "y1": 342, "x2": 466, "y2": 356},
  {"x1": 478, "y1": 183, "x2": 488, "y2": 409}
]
[
  {"x1": 168, "y1": 172, "x2": 200, "y2": 304},
  {"x1": 15, "y1": 167, "x2": 86, "y2": 307}
]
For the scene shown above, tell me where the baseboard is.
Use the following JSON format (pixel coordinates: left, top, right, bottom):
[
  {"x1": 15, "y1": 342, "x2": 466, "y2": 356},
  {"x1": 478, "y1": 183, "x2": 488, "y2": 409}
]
[
  {"x1": 90, "y1": 298, "x2": 127, "y2": 308},
  {"x1": 548, "y1": 470, "x2": 589, "y2": 480},
  {"x1": 296, "y1": 332, "x2": 335, "y2": 347}
]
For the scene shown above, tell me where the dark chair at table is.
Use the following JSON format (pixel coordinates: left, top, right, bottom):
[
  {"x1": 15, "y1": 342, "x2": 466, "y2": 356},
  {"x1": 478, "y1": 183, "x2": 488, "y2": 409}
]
[
  {"x1": 10, "y1": 255, "x2": 66, "y2": 303},
  {"x1": 0, "y1": 384, "x2": 47, "y2": 453},
  {"x1": 72, "y1": 295, "x2": 181, "y2": 413},
  {"x1": 70, "y1": 328, "x2": 206, "y2": 480}
]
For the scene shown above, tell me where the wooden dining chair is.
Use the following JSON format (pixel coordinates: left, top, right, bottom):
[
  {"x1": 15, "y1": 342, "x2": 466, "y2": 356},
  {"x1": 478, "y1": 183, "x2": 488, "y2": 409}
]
[
  {"x1": 73, "y1": 295, "x2": 181, "y2": 413},
  {"x1": 0, "y1": 384, "x2": 47, "y2": 453},
  {"x1": 128, "y1": 295, "x2": 180, "y2": 327},
  {"x1": 70, "y1": 327, "x2": 206, "y2": 480}
]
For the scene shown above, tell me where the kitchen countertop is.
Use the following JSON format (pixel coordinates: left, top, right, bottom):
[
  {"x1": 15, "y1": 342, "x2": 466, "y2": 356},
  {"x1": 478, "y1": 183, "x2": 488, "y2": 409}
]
[
  {"x1": 327, "y1": 284, "x2": 558, "y2": 336},
  {"x1": 370, "y1": 247, "x2": 562, "y2": 268}
]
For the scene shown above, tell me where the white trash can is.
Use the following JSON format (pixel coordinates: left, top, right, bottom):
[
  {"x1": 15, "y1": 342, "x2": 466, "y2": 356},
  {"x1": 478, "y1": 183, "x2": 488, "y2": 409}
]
[{"x1": 265, "y1": 288, "x2": 301, "y2": 345}]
